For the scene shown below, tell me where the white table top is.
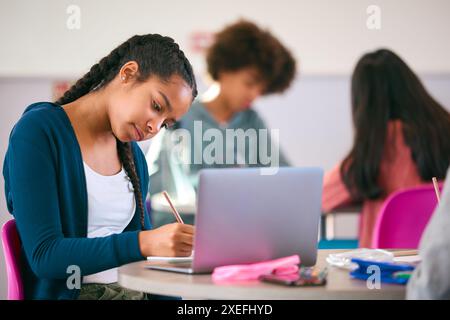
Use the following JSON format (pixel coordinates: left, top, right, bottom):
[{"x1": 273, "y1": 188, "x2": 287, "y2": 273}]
[{"x1": 118, "y1": 250, "x2": 406, "y2": 300}]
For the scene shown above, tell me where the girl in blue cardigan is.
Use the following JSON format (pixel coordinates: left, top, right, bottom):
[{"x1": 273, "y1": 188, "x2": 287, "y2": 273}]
[{"x1": 3, "y1": 34, "x2": 197, "y2": 299}]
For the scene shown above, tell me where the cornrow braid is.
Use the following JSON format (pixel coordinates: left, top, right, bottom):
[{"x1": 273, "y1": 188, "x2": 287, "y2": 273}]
[
  {"x1": 55, "y1": 34, "x2": 198, "y2": 230},
  {"x1": 116, "y1": 139, "x2": 146, "y2": 229}
]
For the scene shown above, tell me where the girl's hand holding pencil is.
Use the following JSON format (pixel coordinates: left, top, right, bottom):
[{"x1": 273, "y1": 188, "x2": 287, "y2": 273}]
[{"x1": 138, "y1": 191, "x2": 194, "y2": 257}]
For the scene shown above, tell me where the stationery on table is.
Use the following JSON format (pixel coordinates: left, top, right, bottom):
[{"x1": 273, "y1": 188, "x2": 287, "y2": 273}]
[
  {"x1": 326, "y1": 249, "x2": 421, "y2": 271},
  {"x1": 326, "y1": 249, "x2": 419, "y2": 285},
  {"x1": 326, "y1": 249, "x2": 395, "y2": 270},
  {"x1": 210, "y1": 254, "x2": 327, "y2": 286},
  {"x1": 390, "y1": 250, "x2": 421, "y2": 263},
  {"x1": 259, "y1": 266, "x2": 328, "y2": 287},
  {"x1": 146, "y1": 191, "x2": 193, "y2": 264},
  {"x1": 350, "y1": 258, "x2": 415, "y2": 285},
  {"x1": 390, "y1": 250, "x2": 418, "y2": 257},
  {"x1": 212, "y1": 255, "x2": 301, "y2": 283}
]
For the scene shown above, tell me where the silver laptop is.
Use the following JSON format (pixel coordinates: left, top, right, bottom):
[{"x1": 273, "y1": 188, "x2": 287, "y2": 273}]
[{"x1": 147, "y1": 167, "x2": 323, "y2": 274}]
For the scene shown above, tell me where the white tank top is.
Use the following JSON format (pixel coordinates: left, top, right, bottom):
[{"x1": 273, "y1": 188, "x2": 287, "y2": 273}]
[{"x1": 82, "y1": 162, "x2": 136, "y2": 284}]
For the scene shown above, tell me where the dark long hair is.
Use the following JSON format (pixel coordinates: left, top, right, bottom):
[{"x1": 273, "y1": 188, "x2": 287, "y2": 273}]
[
  {"x1": 56, "y1": 34, "x2": 198, "y2": 229},
  {"x1": 341, "y1": 49, "x2": 450, "y2": 200}
]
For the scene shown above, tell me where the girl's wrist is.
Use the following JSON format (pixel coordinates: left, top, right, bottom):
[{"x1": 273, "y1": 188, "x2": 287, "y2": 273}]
[{"x1": 138, "y1": 231, "x2": 150, "y2": 257}]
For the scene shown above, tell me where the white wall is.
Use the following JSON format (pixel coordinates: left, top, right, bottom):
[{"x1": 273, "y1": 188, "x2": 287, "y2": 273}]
[{"x1": 1, "y1": 0, "x2": 450, "y2": 77}]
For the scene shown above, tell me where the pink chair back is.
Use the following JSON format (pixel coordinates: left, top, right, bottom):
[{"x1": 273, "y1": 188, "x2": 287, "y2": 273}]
[
  {"x1": 1, "y1": 219, "x2": 24, "y2": 300},
  {"x1": 372, "y1": 184, "x2": 442, "y2": 249}
]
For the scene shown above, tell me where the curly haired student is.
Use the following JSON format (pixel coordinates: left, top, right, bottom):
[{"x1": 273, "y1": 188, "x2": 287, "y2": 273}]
[
  {"x1": 149, "y1": 20, "x2": 296, "y2": 226},
  {"x1": 3, "y1": 34, "x2": 198, "y2": 299}
]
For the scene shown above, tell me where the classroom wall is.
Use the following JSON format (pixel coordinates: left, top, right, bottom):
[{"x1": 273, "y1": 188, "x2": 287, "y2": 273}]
[
  {"x1": 1, "y1": 0, "x2": 450, "y2": 77},
  {"x1": 1, "y1": 0, "x2": 449, "y2": 299}
]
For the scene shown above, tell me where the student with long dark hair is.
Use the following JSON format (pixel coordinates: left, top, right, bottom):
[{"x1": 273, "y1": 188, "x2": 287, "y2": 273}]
[
  {"x1": 3, "y1": 34, "x2": 197, "y2": 299},
  {"x1": 322, "y1": 49, "x2": 450, "y2": 248}
]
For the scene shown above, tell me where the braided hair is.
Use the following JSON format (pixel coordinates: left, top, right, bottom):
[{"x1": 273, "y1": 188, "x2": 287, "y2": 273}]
[{"x1": 56, "y1": 34, "x2": 198, "y2": 229}]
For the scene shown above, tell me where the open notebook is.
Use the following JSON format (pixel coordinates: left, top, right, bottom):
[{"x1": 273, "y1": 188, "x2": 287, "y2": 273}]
[{"x1": 146, "y1": 251, "x2": 194, "y2": 264}]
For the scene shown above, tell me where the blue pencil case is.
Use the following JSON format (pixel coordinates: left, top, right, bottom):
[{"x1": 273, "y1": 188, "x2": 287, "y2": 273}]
[{"x1": 349, "y1": 258, "x2": 415, "y2": 285}]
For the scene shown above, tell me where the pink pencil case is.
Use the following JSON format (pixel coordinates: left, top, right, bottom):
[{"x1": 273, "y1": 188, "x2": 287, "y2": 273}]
[{"x1": 212, "y1": 255, "x2": 300, "y2": 282}]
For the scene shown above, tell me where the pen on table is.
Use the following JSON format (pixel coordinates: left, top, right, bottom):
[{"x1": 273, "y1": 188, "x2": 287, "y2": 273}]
[
  {"x1": 391, "y1": 250, "x2": 418, "y2": 257},
  {"x1": 432, "y1": 177, "x2": 441, "y2": 203},
  {"x1": 162, "y1": 191, "x2": 185, "y2": 224}
]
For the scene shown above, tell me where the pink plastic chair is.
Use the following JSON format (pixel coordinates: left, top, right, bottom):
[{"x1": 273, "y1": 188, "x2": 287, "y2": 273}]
[
  {"x1": 372, "y1": 184, "x2": 442, "y2": 249},
  {"x1": 1, "y1": 219, "x2": 24, "y2": 300}
]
